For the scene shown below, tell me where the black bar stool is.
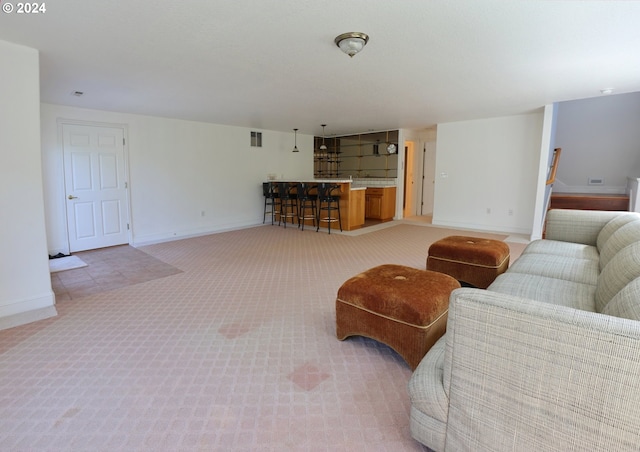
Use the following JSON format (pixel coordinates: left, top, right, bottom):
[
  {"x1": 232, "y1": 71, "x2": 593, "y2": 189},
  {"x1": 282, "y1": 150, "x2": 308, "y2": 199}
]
[
  {"x1": 262, "y1": 182, "x2": 279, "y2": 225},
  {"x1": 316, "y1": 183, "x2": 342, "y2": 234},
  {"x1": 296, "y1": 182, "x2": 317, "y2": 231},
  {"x1": 277, "y1": 182, "x2": 298, "y2": 228}
]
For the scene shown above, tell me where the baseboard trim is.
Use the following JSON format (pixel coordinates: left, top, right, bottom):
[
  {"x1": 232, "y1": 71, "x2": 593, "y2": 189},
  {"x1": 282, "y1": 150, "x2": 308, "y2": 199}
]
[
  {"x1": 132, "y1": 221, "x2": 262, "y2": 247},
  {"x1": 431, "y1": 219, "x2": 530, "y2": 236},
  {"x1": 0, "y1": 292, "x2": 57, "y2": 331}
]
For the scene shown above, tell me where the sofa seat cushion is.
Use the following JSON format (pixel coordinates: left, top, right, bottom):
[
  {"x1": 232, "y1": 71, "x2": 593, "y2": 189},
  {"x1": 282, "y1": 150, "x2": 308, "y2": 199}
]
[
  {"x1": 488, "y1": 273, "x2": 597, "y2": 312},
  {"x1": 599, "y1": 220, "x2": 640, "y2": 270},
  {"x1": 601, "y1": 277, "x2": 640, "y2": 321},
  {"x1": 522, "y1": 239, "x2": 599, "y2": 261},
  {"x1": 596, "y1": 242, "x2": 640, "y2": 312},
  {"x1": 408, "y1": 336, "x2": 449, "y2": 423},
  {"x1": 408, "y1": 335, "x2": 448, "y2": 452},
  {"x1": 507, "y1": 253, "x2": 599, "y2": 286},
  {"x1": 596, "y1": 212, "x2": 640, "y2": 251}
]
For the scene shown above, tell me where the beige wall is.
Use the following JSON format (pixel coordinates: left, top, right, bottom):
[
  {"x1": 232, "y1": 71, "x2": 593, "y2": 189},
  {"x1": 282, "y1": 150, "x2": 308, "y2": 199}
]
[
  {"x1": 433, "y1": 112, "x2": 545, "y2": 235},
  {"x1": 40, "y1": 104, "x2": 314, "y2": 253},
  {"x1": 0, "y1": 40, "x2": 56, "y2": 329}
]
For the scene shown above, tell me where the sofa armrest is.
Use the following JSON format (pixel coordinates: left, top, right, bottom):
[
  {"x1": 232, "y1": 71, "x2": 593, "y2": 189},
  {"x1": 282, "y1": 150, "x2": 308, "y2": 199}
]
[
  {"x1": 545, "y1": 209, "x2": 623, "y2": 245},
  {"x1": 443, "y1": 288, "x2": 640, "y2": 451}
]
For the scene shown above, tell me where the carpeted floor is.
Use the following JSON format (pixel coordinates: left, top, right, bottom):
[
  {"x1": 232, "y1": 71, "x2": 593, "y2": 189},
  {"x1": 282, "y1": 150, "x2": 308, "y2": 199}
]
[{"x1": 0, "y1": 222, "x2": 526, "y2": 451}]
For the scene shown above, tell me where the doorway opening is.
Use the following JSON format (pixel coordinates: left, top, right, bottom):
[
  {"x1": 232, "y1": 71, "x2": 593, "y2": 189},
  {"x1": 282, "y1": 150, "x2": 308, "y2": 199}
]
[{"x1": 403, "y1": 133, "x2": 436, "y2": 224}]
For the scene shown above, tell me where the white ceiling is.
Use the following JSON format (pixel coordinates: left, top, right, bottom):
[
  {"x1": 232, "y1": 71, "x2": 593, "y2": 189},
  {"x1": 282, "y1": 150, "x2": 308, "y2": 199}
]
[{"x1": 1, "y1": 0, "x2": 639, "y2": 136}]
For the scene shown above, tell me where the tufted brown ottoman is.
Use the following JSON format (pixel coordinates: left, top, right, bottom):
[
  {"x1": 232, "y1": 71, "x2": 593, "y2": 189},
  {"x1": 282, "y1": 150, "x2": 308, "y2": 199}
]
[
  {"x1": 427, "y1": 235, "x2": 510, "y2": 289},
  {"x1": 336, "y1": 264, "x2": 460, "y2": 370}
]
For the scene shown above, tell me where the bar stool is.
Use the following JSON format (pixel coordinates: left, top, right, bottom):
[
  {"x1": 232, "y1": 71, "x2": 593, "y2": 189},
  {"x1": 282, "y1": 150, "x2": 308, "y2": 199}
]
[
  {"x1": 296, "y1": 182, "x2": 317, "y2": 231},
  {"x1": 316, "y1": 183, "x2": 342, "y2": 234},
  {"x1": 262, "y1": 182, "x2": 279, "y2": 225},
  {"x1": 277, "y1": 182, "x2": 298, "y2": 228}
]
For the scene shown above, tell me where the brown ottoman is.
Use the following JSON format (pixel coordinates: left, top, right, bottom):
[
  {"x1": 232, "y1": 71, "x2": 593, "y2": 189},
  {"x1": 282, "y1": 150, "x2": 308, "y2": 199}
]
[
  {"x1": 336, "y1": 264, "x2": 460, "y2": 370},
  {"x1": 427, "y1": 235, "x2": 510, "y2": 289}
]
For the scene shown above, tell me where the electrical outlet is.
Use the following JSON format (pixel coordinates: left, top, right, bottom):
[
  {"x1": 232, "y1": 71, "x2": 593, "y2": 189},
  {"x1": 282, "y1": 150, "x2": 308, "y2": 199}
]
[
  {"x1": 486, "y1": 208, "x2": 491, "y2": 214},
  {"x1": 201, "y1": 210, "x2": 206, "y2": 217},
  {"x1": 508, "y1": 208, "x2": 514, "y2": 216}
]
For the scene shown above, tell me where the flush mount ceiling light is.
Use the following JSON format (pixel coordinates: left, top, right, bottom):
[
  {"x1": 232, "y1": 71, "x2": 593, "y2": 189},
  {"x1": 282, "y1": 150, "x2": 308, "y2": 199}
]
[
  {"x1": 600, "y1": 88, "x2": 614, "y2": 95},
  {"x1": 292, "y1": 128, "x2": 299, "y2": 153},
  {"x1": 320, "y1": 124, "x2": 327, "y2": 150},
  {"x1": 334, "y1": 32, "x2": 369, "y2": 58}
]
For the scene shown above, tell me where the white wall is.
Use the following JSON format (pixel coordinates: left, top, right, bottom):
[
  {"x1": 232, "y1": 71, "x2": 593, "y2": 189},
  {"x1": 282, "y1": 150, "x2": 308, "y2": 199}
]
[
  {"x1": 0, "y1": 41, "x2": 56, "y2": 330},
  {"x1": 531, "y1": 104, "x2": 559, "y2": 240},
  {"x1": 433, "y1": 112, "x2": 544, "y2": 235},
  {"x1": 554, "y1": 92, "x2": 640, "y2": 193},
  {"x1": 628, "y1": 177, "x2": 640, "y2": 213},
  {"x1": 422, "y1": 128, "x2": 437, "y2": 215},
  {"x1": 41, "y1": 104, "x2": 314, "y2": 253}
]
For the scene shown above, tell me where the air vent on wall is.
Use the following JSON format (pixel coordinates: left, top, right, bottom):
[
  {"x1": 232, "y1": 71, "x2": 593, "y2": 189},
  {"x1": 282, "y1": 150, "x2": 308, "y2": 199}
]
[
  {"x1": 588, "y1": 177, "x2": 604, "y2": 185},
  {"x1": 251, "y1": 131, "x2": 262, "y2": 147}
]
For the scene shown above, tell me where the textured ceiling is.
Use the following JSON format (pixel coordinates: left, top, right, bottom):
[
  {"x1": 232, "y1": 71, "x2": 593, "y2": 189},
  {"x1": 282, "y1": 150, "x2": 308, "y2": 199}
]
[{"x1": 1, "y1": 0, "x2": 639, "y2": 136}]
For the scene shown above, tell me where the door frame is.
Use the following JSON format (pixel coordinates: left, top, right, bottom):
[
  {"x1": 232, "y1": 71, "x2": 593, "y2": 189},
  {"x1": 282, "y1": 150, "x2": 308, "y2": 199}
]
[
  {"x1": 57, "y1": 118, "x2": 132, "y2": 252},
  {"x1": 403, "y1": 141, "x2": 415, "y2": 217}
]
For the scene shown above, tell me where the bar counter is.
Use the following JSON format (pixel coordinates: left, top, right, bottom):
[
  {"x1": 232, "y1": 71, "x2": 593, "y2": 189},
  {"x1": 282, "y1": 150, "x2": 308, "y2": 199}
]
[{"x1": 266, "y1": 179, "x2": 365, "y2": 231}]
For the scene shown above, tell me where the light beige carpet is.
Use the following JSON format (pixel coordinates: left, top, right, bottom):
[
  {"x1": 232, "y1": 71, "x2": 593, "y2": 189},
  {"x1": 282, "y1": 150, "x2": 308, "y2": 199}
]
[{"x1": 4, "y1": 223, "x2": 524, "y2": 451}]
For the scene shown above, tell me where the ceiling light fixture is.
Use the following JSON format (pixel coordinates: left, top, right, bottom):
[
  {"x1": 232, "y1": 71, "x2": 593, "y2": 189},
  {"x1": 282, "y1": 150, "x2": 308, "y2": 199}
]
[
  {"x1": 320, "y1": 124, "x2": 327, "y2": 150},
  {"x1": 385, "y1": 130, "x2": 397, "y2": 154},
  {"x1": 292, "y1": 128, "x2": 299, "y2": 153},
  {"x1": 334, "y1": 32, "x2": 369, "y2": 58},
  {"x1": 600, "y1": 88, "x2": 614, "y2": 95}
]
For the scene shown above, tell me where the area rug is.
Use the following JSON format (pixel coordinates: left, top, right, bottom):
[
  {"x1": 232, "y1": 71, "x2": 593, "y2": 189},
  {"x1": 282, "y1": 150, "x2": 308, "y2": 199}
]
[{"x1": 49, "y1": 255, "x2": 87, "y2": 273}]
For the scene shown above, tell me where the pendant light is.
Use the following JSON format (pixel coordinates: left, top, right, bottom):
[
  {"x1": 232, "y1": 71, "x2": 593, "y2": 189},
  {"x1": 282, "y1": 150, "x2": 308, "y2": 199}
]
[
  {"x1": 292, "y1": 128, "x2": 299, "y2": 152},
  {"x1": 385, "y1": 130, "x2": 397, "y2": 154},
  {"x1": 320, "y1": 124, "x2": 327, "y2": 151}
]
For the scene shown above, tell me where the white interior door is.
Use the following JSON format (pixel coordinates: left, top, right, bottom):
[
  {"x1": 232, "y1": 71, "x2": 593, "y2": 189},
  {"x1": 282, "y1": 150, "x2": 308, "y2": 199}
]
[
  {"x1": 421, "y1": 141, "x2": 436, "y2": 215},
  {"x1": 63, "y1": 124, "x2": 129, "y2": 252},
  {"x1": 403, "y1": 142, "x2": 415, "y2": 217}
]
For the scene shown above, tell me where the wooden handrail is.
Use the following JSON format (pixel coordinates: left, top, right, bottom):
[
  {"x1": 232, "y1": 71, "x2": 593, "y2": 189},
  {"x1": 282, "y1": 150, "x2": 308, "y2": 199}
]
[{"x1": 546, "y1": 147, "x2": 561, "y2": 185}]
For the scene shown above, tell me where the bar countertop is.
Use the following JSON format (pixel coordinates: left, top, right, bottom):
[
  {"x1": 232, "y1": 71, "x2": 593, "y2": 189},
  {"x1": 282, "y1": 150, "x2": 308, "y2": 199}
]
[{"x1": 265, "y1": 179, "x2": 359, "y2": 187}]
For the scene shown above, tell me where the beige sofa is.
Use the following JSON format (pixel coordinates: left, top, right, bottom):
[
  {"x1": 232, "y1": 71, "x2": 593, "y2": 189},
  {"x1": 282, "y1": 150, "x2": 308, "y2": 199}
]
[{"x1": 408, "y1": 209, "x2": 640, "y2": 451}]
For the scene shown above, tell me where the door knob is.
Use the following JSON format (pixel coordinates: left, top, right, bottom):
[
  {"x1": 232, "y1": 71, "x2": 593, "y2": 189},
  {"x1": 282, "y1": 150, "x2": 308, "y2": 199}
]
[{"x1": 68, "y1": 195, "x2": 78, "y2": 200}]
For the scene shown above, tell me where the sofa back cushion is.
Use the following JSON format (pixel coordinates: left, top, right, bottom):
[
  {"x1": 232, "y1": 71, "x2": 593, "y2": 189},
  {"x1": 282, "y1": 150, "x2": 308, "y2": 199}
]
[
  {"x1": 595, "y1": 242, "x2": 640, "y2": 312},
  {"x1": 601, "y1": 277, "x2": 640, "y2": 321},
  {"x1": 596, "y1": 213, "x2": 640, "y2": 251},
  {"x1": 599, "y1": 220, "x2": 640, "y2": 271}
]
